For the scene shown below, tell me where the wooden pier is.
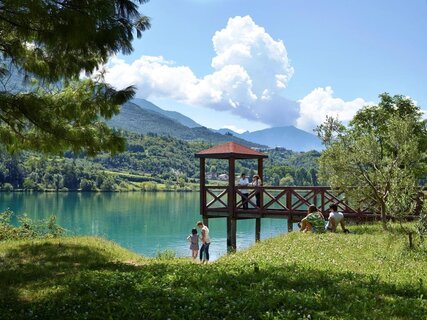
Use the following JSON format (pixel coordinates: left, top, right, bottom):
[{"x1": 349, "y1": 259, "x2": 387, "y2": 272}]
[{"x1": 195, "y1": 142, "x2": 419, "y2": 251}]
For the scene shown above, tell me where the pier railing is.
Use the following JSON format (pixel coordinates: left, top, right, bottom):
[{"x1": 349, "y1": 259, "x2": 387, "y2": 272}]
[{"x1": 204, "y1": 185, "x2": 380, "y2": 221}]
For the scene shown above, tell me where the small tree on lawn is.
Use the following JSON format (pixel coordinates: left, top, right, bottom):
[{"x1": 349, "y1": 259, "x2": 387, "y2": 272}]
[{"x1": 316, "y1": 93, "x2": 427, "y2": 229}]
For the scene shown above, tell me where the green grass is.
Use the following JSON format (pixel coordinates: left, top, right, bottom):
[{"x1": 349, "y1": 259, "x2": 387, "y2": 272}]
[{"x1": 0, "y1": 225, "x2": 426, "y2": 319}]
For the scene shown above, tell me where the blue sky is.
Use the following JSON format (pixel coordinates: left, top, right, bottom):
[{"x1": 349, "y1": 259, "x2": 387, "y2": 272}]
[{"x1": 104, "y1": 0, "x2": 427, "y2": 133}]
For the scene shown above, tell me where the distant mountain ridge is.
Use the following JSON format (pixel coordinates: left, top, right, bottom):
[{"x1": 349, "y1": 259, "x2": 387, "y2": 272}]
[
  {"x1": 132, "y1": 98, "x2": 201, "y2": 128},
  {"x1": 110, "y1": 99, "x2": 322, "y2": 151},
  {"x1": 108, "y1": 101, "x2": 264, "y2": 147},
  {"x1": 213, "y1": 126, "x2": 323, "y2": 151},
  {"x1": 239, "y1": 126, "x2": 323, "y2": 151}
]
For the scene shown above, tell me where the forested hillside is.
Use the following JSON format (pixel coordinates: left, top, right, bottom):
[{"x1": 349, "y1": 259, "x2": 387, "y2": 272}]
[
  {"x1": 131, "y1": 98, "x2": 201, "y2": 128},
  {"x1": 0, "y1": 132, "x2": 320, "y2": 191},
  {"x1": 108, "y1": 102, "x2": 263, "y2": 147}
]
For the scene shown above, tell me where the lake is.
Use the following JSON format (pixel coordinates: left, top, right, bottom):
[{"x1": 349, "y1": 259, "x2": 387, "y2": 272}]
[{"x1": 0, "y1": 192, "x2": 292, "y2": 260}]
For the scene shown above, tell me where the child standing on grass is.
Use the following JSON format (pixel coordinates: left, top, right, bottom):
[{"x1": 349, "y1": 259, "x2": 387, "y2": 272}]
[{"x1": 187, "y1": 228, "x2": 199, "y2": 259}]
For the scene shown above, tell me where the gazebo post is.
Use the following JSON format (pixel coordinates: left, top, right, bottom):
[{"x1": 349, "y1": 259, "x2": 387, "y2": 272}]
[
  {"x1": 255, "y1": 219, "x2": 261, "y2": 242},
  {"x1": 199, "y1": 158, "x2": 206, "y2": 222},
  {"x1": 255, "y1": 158, "x2": 264, "y2": 241},
  {"x1": 258, "y1": 158, "x2": 264, "y2": 209},
  {"x1": 228, "y1": 157, "x2": 237, "y2": 251},
  {"x1": 288, "y1": 218, "x2": 293, "y2": 232}
]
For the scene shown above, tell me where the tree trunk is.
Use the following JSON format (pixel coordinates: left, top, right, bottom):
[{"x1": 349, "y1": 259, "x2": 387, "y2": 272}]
[{"x1": 380, "y1": 201, "x2": 387, "y2": 230}]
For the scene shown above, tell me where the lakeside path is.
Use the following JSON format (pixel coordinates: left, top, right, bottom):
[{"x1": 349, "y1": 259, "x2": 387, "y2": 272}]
[{"x1": 0, "y1": 224, "x2": 426, "y2": 319}]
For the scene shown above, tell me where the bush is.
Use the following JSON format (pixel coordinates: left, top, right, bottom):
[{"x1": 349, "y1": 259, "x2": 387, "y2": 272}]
[
  {"x1": 142, "y1": 182, "x2": 157, "y2": 191},
  {"x1": 80, "y1": 179, "x2": 95, "y2": 191},
  {"x1": 155, "y1": 249, "x2": 176, "y2": 260},
  {"x1": 118, "y1": 181, "x2": 129, "y2": 191},
  {"x1": 23, "y1": 178, "x2": 36, "y2": 190},
  {"x1": 100, "y1": 177, "x2": 117, "y2": 191},
  {"x1": 2, "y1": 182, "x2": 13, "y2": 191},
  {"x1": 0, "y1": 209, "x2": 66, "y2": 241},
  {"x1": 416, "y1": 202, "x2": 427, "y2": 242}
]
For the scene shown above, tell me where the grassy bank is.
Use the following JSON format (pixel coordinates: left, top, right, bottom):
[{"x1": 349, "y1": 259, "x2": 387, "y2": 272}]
[{"x1": 0, "y1": 225, "x2": 426, "y2": 319}]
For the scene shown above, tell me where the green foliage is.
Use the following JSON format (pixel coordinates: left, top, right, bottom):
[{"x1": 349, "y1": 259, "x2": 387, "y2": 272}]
[
  {"x1": 99, "y1": 176, "x2": 116, "y2": 191},
  {"x1": 263, "y1": 149, "x2": 320, "y2": 186},
  {"x1": 279, "y1": 174, "x2": 294, "y2": 186},
  {"x1": 0, "y1": 0, "x2": 150, "y2": 155},
  {"x1": 155, "y1": 248, "x2": 177, "y2": 260},
  {"x1": 79, "y1": 179, "x2": 95, "y2": 192},
  {"x1": 109, "y1": 102, "x2": 264, "y2": 147},
  {"x1": 416, "y1": 202, "x2": 427, "y2": 241},
  {"x1": 0, "y1": 150, "x2": 113, "y2": 191},
  {"x1": 318, "y1": 94, "x2": 427, "y2": 226},
  {"x1": 0, "y1": 209, "x2": 65, "y2": 240},
  {"x1": 96, "y1": 132, "x2": 199, "y2": 179},
  {"x1": 0, "y1": 225, "x2": 426, "y2": 319},
  {"x1": 2, "y1": 182, "x2": 13, "y2": 191},
  {"x1": 314, "y1": 115, "x2": 346, "y2": 145},
  {"x1": 0, "y1": 132, "x2": 321, "y2": 191}
]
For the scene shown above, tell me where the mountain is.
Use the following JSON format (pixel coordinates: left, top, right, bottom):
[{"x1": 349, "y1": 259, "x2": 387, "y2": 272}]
[
  {"x1": 239, "y1": 126, "x2": 323, "y2": 151},
  {"x1": 215, "y1": 126, "x2": 323, "y2": 151},
  {"x1": 111, "y1": 99, "x2": 321, "y2": 151},
  {"x1": 132, "y1": 98, "x2": 201, "y2": 128},
  {"x1": 214, "y1": 128, "x2": 242, "y2": 136},
  {"x1": 108, "y1": 102, "x2": 264, "y2": 147}
]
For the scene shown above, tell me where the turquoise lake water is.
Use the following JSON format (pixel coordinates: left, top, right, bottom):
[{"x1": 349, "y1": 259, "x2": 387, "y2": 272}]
[{"x1": 0, "y1": 192, "x2": 291, "y2": 260}]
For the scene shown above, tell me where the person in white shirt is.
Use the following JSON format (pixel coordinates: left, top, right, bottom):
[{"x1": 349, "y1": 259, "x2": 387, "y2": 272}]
[
  {"x1": 326, "y1": 203, "x2": 349, "y2": 233},
  {"x1": 197, "y1": 221, "x2": 210, "y2": 263},
  {"x1": 238, "y1": 173, "x2": 249, "y2": 209},
  {"x1": 251, "y1": 174, "x2": 262, "y2": 208}
]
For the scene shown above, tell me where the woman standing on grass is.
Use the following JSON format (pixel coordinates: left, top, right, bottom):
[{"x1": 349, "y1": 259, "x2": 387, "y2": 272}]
[{"x1": 197, "y1": 221, "x2": 210, "y2": 263}]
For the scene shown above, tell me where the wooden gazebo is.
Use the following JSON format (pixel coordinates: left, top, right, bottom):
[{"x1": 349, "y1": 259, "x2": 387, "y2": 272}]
[
  {"x1": 195, "y1": 142, "x2": 423, "y2": 252},
  {"x1": 195, "y1": 142, "x2": 268, "y2": 251}
]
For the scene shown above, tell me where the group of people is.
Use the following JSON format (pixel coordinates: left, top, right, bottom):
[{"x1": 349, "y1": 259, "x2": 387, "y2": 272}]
[
  {"x1": 186, "y1": 220, "x2": 210, "y2": 263},
  {"x1": 299, "y1": 203, "x2": 350, "y2": 233},
  {"x1": 186, "y1": 203, "x2": 348, "y2": 262},
  {"x1": 238, "y1": 173, "x2": 262, "y2": 209}
]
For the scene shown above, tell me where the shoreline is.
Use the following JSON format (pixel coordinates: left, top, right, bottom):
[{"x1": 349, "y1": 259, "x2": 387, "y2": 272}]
[{"x1": 0, "y1": 189, "x2": 197, "y2": 193}]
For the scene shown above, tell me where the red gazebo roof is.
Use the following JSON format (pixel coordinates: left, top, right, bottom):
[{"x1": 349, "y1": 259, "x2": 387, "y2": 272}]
[{"x1": 195, "y1": 142, "x2": 268, "y2": 159}]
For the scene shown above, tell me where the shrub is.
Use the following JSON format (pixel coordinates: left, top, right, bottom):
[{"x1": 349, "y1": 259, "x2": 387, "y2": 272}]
[
  {"x1": 155, "y1": 249, "x2": 176, "y2": 260},
  {"x1": 142, "y1": 182, "x2": 157, "y2": 191},
  {"x1": 80, "y1": 179, "x2": 95, "y2": 191},
  {"x1": 23, "y1": 178, "x2": 37, "y2": 190},
  {"x1": 416, "y1": 202, "x2": 427, "y2": 242},
  {"x1": 100, "y1": 177, "x2": 117, "y2": 191},
  {"x1": 2, "y1": 182, "x2": 13, "y2": 191},
  {"x1": 0, "y1": 209, "x2": 66, "y2": 241}
]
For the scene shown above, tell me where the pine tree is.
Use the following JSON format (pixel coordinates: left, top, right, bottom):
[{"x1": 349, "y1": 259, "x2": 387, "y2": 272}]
[{"x1": 0, "y1": 0, "x2": 150, "y2": 155}]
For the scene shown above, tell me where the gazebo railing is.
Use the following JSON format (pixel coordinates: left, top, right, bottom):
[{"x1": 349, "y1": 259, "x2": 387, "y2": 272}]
[
  {"x1": 204, "y1": 185, "x2": 374, "y2": 218},
  {"x1": 206, "y1": 186, "x2": 228, "y2": 209}
]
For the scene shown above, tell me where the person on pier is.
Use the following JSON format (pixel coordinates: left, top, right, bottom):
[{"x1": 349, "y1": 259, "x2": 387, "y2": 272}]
[
  {"x1": 299, "y1": 205, "x2": 326, "y2": 233},
  {"x1": 238, "y1": 173, "x2": 250, "y2": 209},
  {"x1": 251, "y1": 174, "x2": 262, "y2": 208}
]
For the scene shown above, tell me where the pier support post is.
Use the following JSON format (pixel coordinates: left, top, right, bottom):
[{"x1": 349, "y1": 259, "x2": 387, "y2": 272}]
[
  {"x1": 227, "y1": 217, "x2": 237, "y2": 252},
  {"x1": 287, "y1": 217, "x2": 293, "y2": 232},
  {"x1": 258, "y1": 158, "x2": 264, "y2": 209},
  {"x1": 255, "y1": 218, "x2": 261, "y2": 241},
  {"x1": 200, "y1": 158, "x2": 206, "y2": 217}
]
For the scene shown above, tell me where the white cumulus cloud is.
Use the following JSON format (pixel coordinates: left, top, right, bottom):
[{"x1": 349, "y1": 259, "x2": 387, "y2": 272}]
[
  {"x1": 296, "y1": 87, "x2": 371, "y2": 131},
  {"x1": 103, "y1": 15, "x2": 298, "y2": 126}
]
